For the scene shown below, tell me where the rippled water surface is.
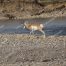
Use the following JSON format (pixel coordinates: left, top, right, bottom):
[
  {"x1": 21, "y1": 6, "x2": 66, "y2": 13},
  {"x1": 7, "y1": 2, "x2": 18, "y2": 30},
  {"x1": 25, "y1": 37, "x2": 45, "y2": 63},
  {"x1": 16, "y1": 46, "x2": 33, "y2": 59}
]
[{"x1": 0, "y1": 17, "x2": 66, "y2": 35}]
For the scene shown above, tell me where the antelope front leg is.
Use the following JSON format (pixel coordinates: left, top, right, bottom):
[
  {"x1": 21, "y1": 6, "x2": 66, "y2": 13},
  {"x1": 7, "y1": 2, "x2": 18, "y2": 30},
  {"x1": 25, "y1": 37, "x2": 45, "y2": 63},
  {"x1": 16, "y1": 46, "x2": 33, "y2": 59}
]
[
  {"x1": 23, "y1": 25, "x2": 25, "y2": 29},
  {"x1": 30, "y1": 30, "x2": 35, "y2": 35}
]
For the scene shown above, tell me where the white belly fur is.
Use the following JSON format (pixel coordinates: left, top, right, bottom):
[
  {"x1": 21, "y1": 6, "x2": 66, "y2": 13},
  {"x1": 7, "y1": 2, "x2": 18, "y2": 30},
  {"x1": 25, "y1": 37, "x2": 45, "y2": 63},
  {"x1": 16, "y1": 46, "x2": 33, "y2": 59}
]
[{"x1": 31, "y1": 26, "x2": 38, "y2": 30}]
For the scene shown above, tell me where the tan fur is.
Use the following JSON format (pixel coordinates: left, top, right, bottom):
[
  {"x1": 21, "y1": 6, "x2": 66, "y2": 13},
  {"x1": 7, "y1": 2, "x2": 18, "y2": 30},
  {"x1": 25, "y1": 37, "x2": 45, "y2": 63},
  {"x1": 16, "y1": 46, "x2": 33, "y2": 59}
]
[
  {"x1": 24, "y1": 21, "x2": 44, "y2": 30},
  {"x1": 24, "y1": 21, "x2": 45, "y2": 37}
]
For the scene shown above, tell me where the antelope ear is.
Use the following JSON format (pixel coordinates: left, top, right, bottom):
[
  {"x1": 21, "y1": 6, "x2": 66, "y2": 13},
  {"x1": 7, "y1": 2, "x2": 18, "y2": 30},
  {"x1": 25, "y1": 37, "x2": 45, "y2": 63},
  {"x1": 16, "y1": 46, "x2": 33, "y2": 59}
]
[{"x1": 24, "y1": 21, "x2": 28, "y2": 25}]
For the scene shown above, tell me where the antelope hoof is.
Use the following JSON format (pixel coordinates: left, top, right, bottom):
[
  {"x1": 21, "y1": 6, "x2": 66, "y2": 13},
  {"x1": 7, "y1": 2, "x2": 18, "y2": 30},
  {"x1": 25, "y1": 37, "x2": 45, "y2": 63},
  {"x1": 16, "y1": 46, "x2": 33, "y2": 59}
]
[{"x1": 43, "y1": 35, "x2": 46, "y2": 38}]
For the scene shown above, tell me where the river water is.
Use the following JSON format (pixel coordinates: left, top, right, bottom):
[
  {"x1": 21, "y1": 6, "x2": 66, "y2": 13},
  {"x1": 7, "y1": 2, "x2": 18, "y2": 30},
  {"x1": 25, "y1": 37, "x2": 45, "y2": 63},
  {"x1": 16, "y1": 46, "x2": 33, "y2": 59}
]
[{"x1": 0, "y1": 17, "x2": 66, "y2": 36}]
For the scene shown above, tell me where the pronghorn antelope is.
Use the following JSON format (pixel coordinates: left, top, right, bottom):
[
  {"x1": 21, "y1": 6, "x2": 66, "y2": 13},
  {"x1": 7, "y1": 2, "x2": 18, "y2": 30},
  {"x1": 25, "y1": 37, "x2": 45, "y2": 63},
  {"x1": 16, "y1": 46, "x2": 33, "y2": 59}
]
[{"x1": 23, "y1": 21, "x2": 45, "y2": 37}]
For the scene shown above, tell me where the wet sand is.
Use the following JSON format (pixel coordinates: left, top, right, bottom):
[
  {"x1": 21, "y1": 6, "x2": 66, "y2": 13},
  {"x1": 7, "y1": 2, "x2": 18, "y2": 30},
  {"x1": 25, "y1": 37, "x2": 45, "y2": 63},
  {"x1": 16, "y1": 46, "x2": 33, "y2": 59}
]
[{"x1": 0, "y1": 34, "x2": 66, "y2": 66}]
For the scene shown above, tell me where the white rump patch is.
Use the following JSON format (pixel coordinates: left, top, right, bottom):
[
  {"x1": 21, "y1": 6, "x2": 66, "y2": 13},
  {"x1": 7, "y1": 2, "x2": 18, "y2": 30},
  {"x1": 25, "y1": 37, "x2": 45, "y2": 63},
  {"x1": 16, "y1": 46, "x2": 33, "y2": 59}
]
[{"x1": 40, "y1": 24, "x2": 43, "y2": 28}]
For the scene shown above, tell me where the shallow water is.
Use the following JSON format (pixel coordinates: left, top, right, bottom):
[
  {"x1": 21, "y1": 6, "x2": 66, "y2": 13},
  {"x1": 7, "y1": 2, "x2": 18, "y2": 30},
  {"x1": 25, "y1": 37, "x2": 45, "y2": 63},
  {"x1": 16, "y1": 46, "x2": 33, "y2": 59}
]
[{"x1": 0, "y1": 17, "x2": 66, "y2": 35}]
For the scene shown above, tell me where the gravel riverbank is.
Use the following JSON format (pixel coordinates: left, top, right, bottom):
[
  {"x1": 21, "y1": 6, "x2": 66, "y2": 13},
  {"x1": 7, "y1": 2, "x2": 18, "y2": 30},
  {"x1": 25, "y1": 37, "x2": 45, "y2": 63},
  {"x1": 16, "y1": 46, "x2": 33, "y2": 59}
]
[{"x1": 0, "y1": 34, "x2": 66, "y2": 66}]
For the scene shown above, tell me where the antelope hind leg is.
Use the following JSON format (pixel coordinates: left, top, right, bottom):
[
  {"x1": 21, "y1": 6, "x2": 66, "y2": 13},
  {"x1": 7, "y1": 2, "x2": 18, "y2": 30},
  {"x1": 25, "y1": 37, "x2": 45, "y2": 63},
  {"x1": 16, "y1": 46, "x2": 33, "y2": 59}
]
[{"x1": 40, "y1": 30, "x2": 45, "y2": 38}]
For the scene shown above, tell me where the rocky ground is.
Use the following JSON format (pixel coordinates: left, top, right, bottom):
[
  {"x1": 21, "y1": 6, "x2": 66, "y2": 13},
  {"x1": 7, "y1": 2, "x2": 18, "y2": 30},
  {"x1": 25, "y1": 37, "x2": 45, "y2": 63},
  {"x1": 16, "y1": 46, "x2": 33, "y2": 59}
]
[{"x1": 0, "y1": 34, "x2": 66, "y2": 66}]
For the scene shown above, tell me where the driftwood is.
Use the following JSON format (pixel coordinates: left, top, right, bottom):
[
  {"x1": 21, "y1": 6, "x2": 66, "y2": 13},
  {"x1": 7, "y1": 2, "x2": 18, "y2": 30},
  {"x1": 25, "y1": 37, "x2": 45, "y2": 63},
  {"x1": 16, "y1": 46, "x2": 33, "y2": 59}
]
[{"x1": 4, "y1": 14, "x2": 16, "y2": 19}]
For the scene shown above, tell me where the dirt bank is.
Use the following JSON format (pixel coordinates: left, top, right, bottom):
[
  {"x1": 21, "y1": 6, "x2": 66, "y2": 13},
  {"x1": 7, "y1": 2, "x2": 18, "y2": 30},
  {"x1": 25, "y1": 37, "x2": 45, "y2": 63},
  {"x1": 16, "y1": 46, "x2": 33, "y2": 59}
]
[{"x1": 0, "y1": 1, "x2": 66, "y2": 19}]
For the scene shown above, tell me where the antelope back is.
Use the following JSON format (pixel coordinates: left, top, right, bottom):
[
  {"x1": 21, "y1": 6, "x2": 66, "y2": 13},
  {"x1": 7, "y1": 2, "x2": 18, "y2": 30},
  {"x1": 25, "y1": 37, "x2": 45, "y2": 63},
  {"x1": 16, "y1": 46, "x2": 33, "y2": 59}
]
[{"x1": 24, "y1": 21, "x2": 44, "y2": 30}]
